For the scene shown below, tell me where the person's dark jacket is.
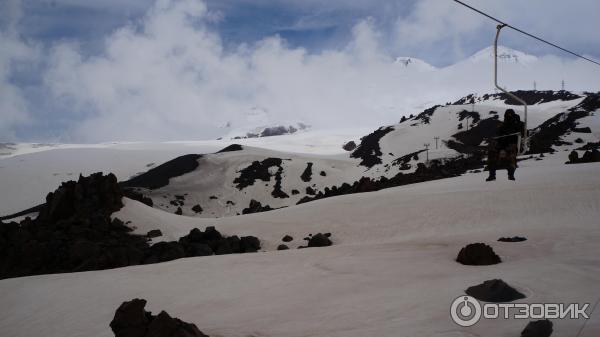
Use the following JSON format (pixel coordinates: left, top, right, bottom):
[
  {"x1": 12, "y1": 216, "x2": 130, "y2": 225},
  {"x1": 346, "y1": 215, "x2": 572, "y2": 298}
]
[{"x1": 497, "y1": 114, "x2": 524, "y2": 149}]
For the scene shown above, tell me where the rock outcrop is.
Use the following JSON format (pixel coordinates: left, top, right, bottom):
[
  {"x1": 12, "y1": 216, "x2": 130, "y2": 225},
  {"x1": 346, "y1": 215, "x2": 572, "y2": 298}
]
[{"x1": 110, "y1": 299, "x2": 209, "y2": 337}]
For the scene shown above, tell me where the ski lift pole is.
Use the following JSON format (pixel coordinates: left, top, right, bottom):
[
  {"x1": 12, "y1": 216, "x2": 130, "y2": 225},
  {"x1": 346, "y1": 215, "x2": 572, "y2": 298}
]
[{"x1": 494, "y1": 24, "x2": 528, "y2": 153}]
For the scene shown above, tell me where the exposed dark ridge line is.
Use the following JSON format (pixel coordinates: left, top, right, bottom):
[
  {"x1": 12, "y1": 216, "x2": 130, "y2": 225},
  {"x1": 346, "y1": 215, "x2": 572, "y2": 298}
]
[
  {"x1": 217, "y1": 144, "x2": 243, "y2": 153},
  {"x1": 0, "y1": 204, "x2": 44, "y2": 221},
  {"x1": 121, "y1": 154, "x2": 203, "y2": 190}
]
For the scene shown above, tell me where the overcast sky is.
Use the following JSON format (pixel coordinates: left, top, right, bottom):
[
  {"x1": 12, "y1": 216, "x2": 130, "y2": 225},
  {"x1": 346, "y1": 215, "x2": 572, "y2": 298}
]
[{"x1": 2, "y1": 0, "x2": 600, "y2": 142}]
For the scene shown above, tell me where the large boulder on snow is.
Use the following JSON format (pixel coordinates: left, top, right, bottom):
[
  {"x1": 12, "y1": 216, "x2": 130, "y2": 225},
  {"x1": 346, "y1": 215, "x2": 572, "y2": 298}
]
[
  {"x1": 307, "y1": 233, "x2": 333, "y2": 247},
  {"x1": 456, "y1": 243, "x2": 502, "y2": 265},
  {"x1": 465, "y1": 279, "x2": 525, "y2": 302},
  {"x1": 110, "y1": 299, "x2": 209, "y2": 337}
]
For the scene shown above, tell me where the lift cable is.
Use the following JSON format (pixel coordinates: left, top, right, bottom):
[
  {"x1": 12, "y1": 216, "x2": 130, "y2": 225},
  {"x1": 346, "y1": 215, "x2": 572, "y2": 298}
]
[{"x1": 453, "y1": 0, "x2": 600, "y2": 67}]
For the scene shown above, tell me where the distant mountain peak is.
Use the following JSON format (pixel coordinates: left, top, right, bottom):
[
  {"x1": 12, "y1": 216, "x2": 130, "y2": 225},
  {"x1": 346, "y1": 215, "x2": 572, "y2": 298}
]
[
  {"x1": 468, "y1": 46, "x2": 538, "y2": 64},
  {"x1": 394, "y1": 57, "x2": 436, "y2": 71}
]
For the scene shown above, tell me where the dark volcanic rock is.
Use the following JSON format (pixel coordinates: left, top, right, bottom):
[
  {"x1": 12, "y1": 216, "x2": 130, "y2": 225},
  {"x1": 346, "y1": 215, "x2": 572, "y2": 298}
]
[
  {"x1": 572, "y1": 127, "x2": 591, "y2": 133},
  {"x1": 242, "y1": 199, "x2": 273, "y2": 215},
  {"x1": 146, "y1": 230, "x2": 162, "y2": 238},
  {"x1": 458, "y1": 109, "x2": 481, "y2": 124},
  {"x1": 521, "y1": 320, "x2": 553, "y2": 337},
  {"x1": 191, "y1": 204, "x2": 203, "y2": 214},
  {"x1": 465, "y1": 279, "x2": 526, "y2": 302},
  {"x1": 413, "y1": 105, "x2": 441, "y2": 124},
  {"x1": 298, "y1": 155, "x2": 484, "y2": 205},
  {"x1": 282, "y1": 235, "x2": 293, "y2": 242},
  {"x1": 217, "y1": 144, "x2": 243, "y2": 153},
  {"x1": 320, "y1": 171, "x2": 326, "y2": 176},
  {"x1": 277, "y1": 244, "x2": 289, "y2": 250},
  {"x1": 391, "y1": 150, "x2": 425, "y2": 170},
  {"x1": 122, "y1": 154, "x2": 202, "y2": 190},
  {"x1": 234, "y1": 158, "x2": 282, "y2": 190},
  {"x1": 175, "y1": 207, "x2": 183, "y2": 215},
  {"x1": 143, "y1": 241, "x2": 185, "y2": 264},
  {"x1": 498, "y1": 236, "x2": 527, "y2": 242},
  {"x1": 456, "y1": 243, "x2": 502, "y2": 265},
  {"x1": 307, "y1": 233, "x2": 332, "y2": 247},
  {"x1": 123, "y1": 189, "x2": 153, "y2": 207},
  {"x1": 451, "y1": 118, "x2": 502, "y2": 152},
  {"x1": 342, "y1": 141, "x2": 357, "y2": 151},
  {"x1": 351, "y1": 126, "x2": 395, "y2": 168},
  {"x1": 110, "y1": 299, "x2": 151, "y2": 337},
  {"x1": 240, "y1": 236, "x2": 261, "y2": 253},
  {"x1": 291, "y1": 189, "x2": 300, "y2": 195},
  {"x1": 300, "y1": 162, "x2": 313, "y2": 182},
  {"x1": 0, "y1": 173, "x2": 151, "y2": 280},
  {"x1": 271, "y1": 164, "x2": 289, "y2": 199},
  {"x1": 110, "y1": 299, "x2": 209, "y2": 337},
  {"x1": 0, "y1": 173, "x2": 265, "y2": 280},
  {"x1": 480, "y1": 90, "x2": 581, "y2": 105},
  {"x1": 566, "y1": 149, "x2": 600, "y2": 164},
  {"x1": 529, "y1": 93, "x2": 600, "y2": 154}
]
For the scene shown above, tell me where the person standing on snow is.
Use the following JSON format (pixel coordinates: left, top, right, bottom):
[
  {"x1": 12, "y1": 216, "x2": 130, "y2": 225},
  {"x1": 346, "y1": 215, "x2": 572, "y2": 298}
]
[{"x1": 486, "y1": 108, "x2": 524, "y2": 181}]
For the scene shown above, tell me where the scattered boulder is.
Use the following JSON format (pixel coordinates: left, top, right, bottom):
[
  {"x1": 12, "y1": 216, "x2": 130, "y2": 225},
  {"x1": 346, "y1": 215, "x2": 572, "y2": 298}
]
[
  {"x1": 567, "y1": 149, "x2": 600, "y2": 164},
  {"x1": 456, "y1": 243, "x2": 502, "y2": 265},
  {"x1": 242, "y1": 199, "x2": 273, "y2": 215},
  {"x1": 307, "y1": 233, "x2": 332, "y2": 247},
  {"x1": 191, "y1": 204, "x2": 203, "y2": 214},
  {"x1": 175, "y1": 207, "x2": 183, "y2": 215},
  {"x1": 498, "y1": 236, "x2": 527, "y2": 242},
  {"x1": 110, "y1": 299, "x2": 209, "y2": 337},
  {"x1": 343, "y1": 141, "x2": 357, "y2": 151},
  {"x1": 282, "y1": 235, "x2": 293, "y2": 242},
  {"x1": 521, "y1": 320, "x2": 553, "y2": 337},
  {"x1": 277, "y1": 244, "x2": 289, "y2": 250},
  {"x1": 320, "y1": 171, "x2": 327, "y2": 176},
  {"x1": 146, "y1": 230, "x2": 162, "y2": 238},
  {"x1": 240, "y1": 236, "x2": 261, "y2": 253},
  {"x1": 301, "y1": 162, "x2": 313, "y2": 182},
  {"x1": 465, "y1": 279, "x2": 526, "y2": 302},
  {"x1": 291, "y1": 189, "x2": 300, "y2": 195}
]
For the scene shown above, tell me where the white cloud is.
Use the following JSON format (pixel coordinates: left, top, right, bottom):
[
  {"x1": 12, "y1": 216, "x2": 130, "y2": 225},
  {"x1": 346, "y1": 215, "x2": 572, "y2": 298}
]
[
  {"x1": 0, "y1": 0, "x2": 39, "y2": 141},
  {"x1": 3, "y1": 0, "x2": 600, "y2": 142},
  {"x1": 394, "y1": 0, "x2": 600, "y2": 60}
]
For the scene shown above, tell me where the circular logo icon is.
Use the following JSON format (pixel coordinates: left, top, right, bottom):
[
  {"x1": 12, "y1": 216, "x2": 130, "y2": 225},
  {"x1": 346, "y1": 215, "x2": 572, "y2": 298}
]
[{"x1": 450, "y1": 295, "x2": 482, "y2": 327}]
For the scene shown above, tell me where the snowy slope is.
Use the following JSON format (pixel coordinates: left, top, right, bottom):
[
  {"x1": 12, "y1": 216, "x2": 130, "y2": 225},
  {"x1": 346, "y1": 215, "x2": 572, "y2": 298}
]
[
  {"x1": 0, "y1": 129, "x2": 369, "y2": 215},
  {"x1": 2, "y1": 91, "x2": 597, "y2": 219},
  {"x1": 111, "y1": 91, "x2": 598, "y2": 218},
  {"x1": 1, "y1": 160, "x2": 599, "y2": 337}
]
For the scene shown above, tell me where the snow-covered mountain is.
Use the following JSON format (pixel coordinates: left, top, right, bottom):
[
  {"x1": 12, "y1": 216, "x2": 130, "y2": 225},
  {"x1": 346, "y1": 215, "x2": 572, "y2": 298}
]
[
  {"x1": 467, "y1": 46, "x2": 539, "y2": 64},
  {"x1": 1, "y1": 88, "x2": 600, "y2": 337},
  {"x1": 91, "y1": 90, "x2": 597, "y2": 219},
  {"x1": 394, "y1": 57, "x2": 437, "y2": 71}
]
